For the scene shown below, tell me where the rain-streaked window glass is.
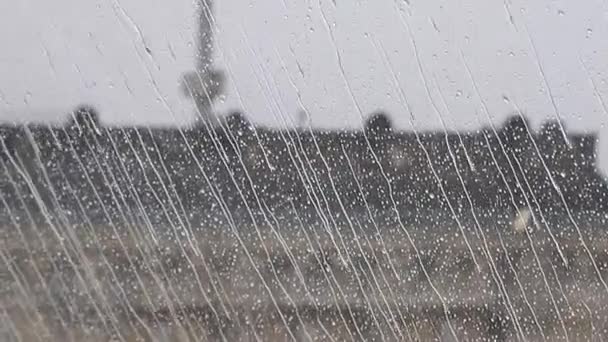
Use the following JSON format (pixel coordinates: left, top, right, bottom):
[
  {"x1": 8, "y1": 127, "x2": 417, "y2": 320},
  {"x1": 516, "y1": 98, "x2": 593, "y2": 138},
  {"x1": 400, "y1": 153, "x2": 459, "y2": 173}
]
[{"x1": 2, "y1": 1, "x2": 608, "y2": 341}]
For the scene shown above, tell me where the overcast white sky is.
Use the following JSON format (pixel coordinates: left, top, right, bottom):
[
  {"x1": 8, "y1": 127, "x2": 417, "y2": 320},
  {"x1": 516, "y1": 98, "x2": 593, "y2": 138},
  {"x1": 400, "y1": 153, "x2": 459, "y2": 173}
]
[{"x1": 2, "y1": 0, "x2": 608, "y2": 171}]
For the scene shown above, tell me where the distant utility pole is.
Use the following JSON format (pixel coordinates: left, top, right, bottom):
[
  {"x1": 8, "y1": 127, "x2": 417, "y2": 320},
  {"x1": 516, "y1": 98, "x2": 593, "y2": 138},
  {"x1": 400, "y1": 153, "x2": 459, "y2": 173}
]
[
  {"x1": 181, "y1": 0, "x2": 224, "y2": 126},
  {"x1": 297, "y1": 110, "x2": 308, "y2": 130}
]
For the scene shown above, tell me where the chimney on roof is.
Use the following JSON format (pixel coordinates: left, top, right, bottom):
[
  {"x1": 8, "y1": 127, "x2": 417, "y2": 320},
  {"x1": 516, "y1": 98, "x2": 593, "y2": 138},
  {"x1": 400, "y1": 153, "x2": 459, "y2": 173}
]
[
  {"x1": 224, "y1": 111, "x2": 251, "y2": 137},
  {"x1": 501, "y1": 114, "x2": 530, "y2": 151},
  {"x1": 365, "y1": 111, "x2": 392, "y2": 137},
  {"x1": 68, "y1": 105, "x2": 101, "y2": 136}
]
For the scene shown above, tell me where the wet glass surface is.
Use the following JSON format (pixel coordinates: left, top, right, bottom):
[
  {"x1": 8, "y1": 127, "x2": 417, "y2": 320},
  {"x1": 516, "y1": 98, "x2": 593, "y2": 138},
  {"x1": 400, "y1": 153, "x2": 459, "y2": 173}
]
[{"x1": 2, "y1": 1, "x2": 608, "y2": 341}]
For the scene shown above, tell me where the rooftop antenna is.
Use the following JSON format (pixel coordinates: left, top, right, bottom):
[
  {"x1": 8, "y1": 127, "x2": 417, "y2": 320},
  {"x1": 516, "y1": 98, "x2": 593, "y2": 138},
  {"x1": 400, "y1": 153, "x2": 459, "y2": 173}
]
[
  {"x1": 181, "y1": 0, "x2": 224, "y2": 126},
  {"x1": 297, "y1": 110, "x2": 308, "y2": 130}
]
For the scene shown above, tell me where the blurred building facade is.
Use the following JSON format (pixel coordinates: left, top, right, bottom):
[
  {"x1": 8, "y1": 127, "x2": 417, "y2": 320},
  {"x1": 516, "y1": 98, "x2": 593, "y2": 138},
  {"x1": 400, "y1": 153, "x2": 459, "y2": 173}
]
[{"x1": 0, "y1": 109, "x2": 606, "y2": 220}]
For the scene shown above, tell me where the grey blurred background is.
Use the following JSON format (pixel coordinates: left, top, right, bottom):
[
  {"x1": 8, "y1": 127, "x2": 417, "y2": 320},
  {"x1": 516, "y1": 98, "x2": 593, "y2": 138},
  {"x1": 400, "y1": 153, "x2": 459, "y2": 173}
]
[{"x1": 1, "y1": 0, "x2": 608, "y2": 171}]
